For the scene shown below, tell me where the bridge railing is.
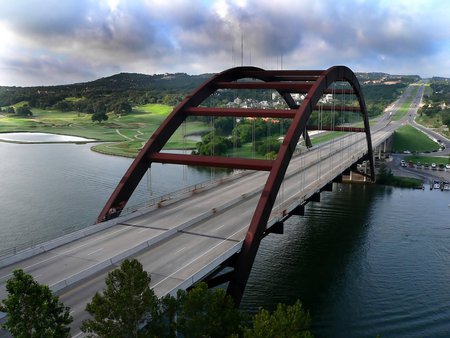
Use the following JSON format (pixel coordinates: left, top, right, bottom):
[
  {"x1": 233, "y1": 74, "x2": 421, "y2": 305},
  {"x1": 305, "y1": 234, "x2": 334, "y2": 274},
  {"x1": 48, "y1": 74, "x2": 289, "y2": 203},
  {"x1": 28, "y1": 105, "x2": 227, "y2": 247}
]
[{"x1": 0, "y1": 170, "x2": 252, "y2": 261}]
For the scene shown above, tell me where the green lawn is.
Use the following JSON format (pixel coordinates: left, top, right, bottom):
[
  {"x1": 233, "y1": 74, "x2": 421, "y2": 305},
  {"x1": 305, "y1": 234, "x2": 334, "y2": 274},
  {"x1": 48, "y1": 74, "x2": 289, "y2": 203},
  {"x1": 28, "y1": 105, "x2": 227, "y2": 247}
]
[
  {"x1": 404, "y1": 155, "x2": 450, "y2": 166},
  {"x1": 392, "y1": 125, "x2": 440, "y2": 153},
  {"x1": 310, "y1": 131, "x2": 346, "y2": 145},
  {"x1": 391, "y1": 86, "x2": 419, "y2": 121},
  {"x1": 0, "y1": 103, "x2": 210, "y2": 157}
]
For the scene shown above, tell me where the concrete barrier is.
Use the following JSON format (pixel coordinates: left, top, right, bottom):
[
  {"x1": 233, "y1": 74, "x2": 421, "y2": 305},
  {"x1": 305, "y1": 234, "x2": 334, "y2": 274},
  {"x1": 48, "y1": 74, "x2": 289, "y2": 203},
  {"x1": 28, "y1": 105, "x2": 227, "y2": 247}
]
[
  {"x1": 44, "y1": 188, "x2": 261, "y2": 295},
  {"x1": 0, "y1": 171, "x2": 254, "y2": 269}
]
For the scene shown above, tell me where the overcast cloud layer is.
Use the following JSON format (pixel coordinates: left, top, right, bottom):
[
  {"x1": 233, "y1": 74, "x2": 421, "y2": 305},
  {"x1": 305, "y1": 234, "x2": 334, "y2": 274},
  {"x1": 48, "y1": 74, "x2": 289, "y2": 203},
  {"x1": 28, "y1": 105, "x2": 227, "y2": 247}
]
[{"x1": 1, "y1": 0, "x2": 450, "y2": 86}]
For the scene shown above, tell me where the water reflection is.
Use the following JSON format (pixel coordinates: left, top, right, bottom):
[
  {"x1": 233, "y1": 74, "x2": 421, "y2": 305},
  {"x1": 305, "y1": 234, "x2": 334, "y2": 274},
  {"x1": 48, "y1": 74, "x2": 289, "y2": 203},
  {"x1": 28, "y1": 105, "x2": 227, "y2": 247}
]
[{"x1": 241, "y1": 184, "x2": 450, "y2": 338}]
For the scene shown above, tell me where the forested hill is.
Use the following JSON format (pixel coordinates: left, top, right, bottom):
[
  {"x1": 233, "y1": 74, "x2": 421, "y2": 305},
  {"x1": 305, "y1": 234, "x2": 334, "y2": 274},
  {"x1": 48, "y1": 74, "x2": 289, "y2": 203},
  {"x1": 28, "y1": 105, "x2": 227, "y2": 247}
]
[
  {"x1": 0, "y1": 71, "x2": 421, "y2": 114},
  {"x1": 0, "y1": 72, "x2": 213, "y2": 107},
  {"x1": 86, "y1": 72, "x2": 213, "y2": 91}
]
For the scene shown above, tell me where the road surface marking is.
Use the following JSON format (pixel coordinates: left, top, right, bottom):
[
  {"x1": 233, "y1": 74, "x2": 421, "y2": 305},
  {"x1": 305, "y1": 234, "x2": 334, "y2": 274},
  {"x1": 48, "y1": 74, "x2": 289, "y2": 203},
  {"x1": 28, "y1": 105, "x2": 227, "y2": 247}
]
[
  {"x1": 86, "y1": 247, "x2": 104, "y2": 256},
  {"x1": 153, "y1": 225, "x2": 246, "y2": 289}
]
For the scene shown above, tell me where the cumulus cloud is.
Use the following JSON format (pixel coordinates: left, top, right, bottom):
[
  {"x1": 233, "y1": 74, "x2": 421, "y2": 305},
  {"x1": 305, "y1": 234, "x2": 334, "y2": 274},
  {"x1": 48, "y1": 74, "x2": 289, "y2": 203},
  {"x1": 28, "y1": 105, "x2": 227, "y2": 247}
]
[{"x1": 0, "y1": 0, "x2": 450, "y2": 86}]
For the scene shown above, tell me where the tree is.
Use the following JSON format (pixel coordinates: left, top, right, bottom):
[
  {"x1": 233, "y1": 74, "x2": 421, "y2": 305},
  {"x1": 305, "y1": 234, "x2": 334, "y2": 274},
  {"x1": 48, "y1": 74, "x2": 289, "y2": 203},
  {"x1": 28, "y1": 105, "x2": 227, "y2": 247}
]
[
  {"x1": 16, "y1": 106, "x2": 33, "y2": 116},
  {"x1": 0, "y1": 269, "x2": 72, "y2": 338},
  {"x1": 81, "y1": 258, "x2": 159, "y2": 338},
  {"x1": 244, "y1": 300, "x2": 313, "y2": 338},
  {"x1": 194, "y1": 132, "x2": 232, "y2": 156},
  {"x1": 176, "y1": 282, "x2": 242, "y2": 338},
  {"x1": 376, "y1": 163, "x2": 394, "y2": 185},
  {"x1": 91, "y1": 111, "x2": 108, "y2": 123}
]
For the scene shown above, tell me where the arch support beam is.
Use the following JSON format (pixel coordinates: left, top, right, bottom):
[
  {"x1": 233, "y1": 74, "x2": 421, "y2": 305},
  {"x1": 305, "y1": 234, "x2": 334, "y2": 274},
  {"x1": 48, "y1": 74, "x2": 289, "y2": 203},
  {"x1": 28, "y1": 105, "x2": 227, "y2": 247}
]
[
  {"x1": 226, "y1": 66, "x2": 375, "y2": 305},
  {"x1": 96, "y1": 66, "x2": 374, "y2": 306}
]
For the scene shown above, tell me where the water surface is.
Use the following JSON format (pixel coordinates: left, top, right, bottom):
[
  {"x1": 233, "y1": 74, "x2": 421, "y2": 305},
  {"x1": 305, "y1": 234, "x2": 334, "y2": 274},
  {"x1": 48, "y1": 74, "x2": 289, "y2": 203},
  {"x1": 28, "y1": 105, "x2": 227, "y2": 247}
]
[
  {"x1": 0, "y1": 132, "x2": 95, "y2": 142},
  {"x1": 241, "y1": 184, "x2": 450, "y2": 337}
]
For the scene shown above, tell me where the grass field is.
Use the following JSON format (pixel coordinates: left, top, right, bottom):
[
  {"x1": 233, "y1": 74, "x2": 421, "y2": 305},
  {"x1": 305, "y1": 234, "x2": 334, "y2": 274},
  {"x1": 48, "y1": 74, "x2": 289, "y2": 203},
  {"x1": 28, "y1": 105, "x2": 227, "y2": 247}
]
[
  {"x1": 310, "y1": 131, "x2": 345, "y2": 145},
  {"x1": 392, "y1": 125, "x2": 440, "y2": 153},
  {"x1": 404, "y1": 155, "x2": 450, "y2": 166},
  {"x1": 391, "y1": 85, "x2": 419, "y2": 121},
  {"x1": 0, "y1": 104, "x2": 210, "y2": 157}
]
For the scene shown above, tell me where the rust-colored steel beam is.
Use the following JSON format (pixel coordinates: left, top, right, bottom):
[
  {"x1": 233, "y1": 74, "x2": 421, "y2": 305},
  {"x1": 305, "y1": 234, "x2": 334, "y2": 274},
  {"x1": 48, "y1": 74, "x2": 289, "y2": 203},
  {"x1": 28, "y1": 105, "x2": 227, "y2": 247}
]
[
  {"x1": 227, "y1": 65, "x2": 375, "y2": 305},
  {"x1": 149, "y1": 153, "x2": 273, "y2": 171},
  {"x1": 186, "y1": 107, "x2": 296, "y2": 119},
  {"x1": 215, "y1": 81, "x2": 313, "y2": 91},
  {"x1": 186, "y1": 105, "x2": 360, "y2": 118},
  {"x1": 238, "y1": 69, "x2": 323, "y2": 78}
]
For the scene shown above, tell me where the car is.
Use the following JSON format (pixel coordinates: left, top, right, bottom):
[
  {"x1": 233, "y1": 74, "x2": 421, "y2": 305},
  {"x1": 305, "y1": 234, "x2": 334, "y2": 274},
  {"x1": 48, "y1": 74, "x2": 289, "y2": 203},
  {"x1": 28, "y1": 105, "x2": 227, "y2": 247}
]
[
  {"x1": 439, "y1": 164, "x2": 445, "y2": 171},
  {"x1": 424, "y1": 163, "x2": 430, "y2": 169},
  {"x1": 431, "y1": 163, "x2": 437, "y2": 169},
  {"x1": 403, "y1": 150, "x2": 411, "y2": 154},
  {"x1": 400, "y1": 160, "x2": 406, "y2": 167},
  {"x1": 446, "y1": 164, "x2": 450, "y2": 170}
]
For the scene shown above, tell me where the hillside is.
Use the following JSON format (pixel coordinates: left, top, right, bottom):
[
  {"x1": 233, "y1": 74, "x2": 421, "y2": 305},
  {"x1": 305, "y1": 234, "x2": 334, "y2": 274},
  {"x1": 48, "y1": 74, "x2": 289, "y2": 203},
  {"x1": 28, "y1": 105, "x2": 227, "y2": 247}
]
[{"x1": 0, "y1": 71, "x2": 421, "y2": 108}]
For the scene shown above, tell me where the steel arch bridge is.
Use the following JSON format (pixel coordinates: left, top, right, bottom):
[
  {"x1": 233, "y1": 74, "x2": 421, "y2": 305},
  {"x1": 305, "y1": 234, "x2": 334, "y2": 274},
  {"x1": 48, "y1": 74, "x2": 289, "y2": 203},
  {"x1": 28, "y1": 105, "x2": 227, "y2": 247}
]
[{"x1": 97, "y1": 65, "x2": 374, "y2": 304}]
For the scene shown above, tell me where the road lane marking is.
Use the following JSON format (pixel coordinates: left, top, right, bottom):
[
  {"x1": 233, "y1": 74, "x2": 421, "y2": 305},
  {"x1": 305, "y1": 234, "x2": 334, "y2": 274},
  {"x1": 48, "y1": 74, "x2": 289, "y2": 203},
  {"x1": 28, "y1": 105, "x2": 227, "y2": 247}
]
[
  {"x1": 153, "y1": 225, "x2": 247, "y2": 289},
  {"x1": 173, "y1": 247, "x2": 186, "y2": 255},
  {"x1": 57, "y1": 227, "x2": 130, "y2": 256},
  {"x1": 86, "y1": 247, "x2": 104, "y2": 256}
]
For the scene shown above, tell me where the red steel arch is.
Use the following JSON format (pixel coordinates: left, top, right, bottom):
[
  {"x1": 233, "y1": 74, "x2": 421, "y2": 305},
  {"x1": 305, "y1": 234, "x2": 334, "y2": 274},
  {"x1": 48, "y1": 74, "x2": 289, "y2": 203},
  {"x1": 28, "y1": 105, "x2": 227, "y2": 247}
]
[{"x1": 97, "y1": 66, "x2": 374, "y2": 303}]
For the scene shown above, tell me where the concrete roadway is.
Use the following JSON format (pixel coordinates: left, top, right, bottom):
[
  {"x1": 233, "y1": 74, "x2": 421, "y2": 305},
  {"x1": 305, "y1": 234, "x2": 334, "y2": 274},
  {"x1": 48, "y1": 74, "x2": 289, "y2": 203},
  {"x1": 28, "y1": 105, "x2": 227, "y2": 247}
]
[{"x1": 0, "y1": 84, "x2": 420, "y2": 337}]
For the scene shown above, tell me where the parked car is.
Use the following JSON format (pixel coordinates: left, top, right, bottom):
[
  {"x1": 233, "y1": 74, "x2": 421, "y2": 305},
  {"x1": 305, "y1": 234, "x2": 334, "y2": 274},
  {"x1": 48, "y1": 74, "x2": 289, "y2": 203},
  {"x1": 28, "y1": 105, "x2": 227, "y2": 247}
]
[
  {"x1": 431, "y1": 163, "x2": 437, "y2": 170},
  {"x1": 400, "y1": 160, "x2": 406, "y2": 167},
  {"x1": 424, "y1": 163, "x2": 430, "y2": 169},
  {"x1": 446, "y1": 164, "x2": 450, "y2": 170}
]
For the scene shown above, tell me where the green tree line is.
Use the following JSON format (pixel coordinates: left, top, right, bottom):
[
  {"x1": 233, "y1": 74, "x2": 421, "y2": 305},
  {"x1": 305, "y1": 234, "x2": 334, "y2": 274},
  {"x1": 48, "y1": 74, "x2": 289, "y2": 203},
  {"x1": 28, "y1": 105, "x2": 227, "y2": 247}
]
[{"x1": 419, "y1": 79, "x2": 450, "y2": 128}]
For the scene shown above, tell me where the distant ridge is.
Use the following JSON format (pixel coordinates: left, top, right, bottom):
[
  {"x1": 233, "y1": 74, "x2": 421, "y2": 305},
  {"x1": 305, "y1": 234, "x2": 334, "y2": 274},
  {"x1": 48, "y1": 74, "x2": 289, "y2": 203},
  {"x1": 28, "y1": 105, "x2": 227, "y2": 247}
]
[{"x1": 0, "y1": 71, "x2": 424, "y2": 90}]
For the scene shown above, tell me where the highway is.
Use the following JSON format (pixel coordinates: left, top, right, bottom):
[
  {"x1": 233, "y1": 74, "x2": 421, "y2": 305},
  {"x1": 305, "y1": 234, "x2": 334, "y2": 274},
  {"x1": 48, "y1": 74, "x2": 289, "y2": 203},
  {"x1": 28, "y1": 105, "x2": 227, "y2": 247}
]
[{"x1": 0, "y1": 84, "x2": 424, "y2": 337}]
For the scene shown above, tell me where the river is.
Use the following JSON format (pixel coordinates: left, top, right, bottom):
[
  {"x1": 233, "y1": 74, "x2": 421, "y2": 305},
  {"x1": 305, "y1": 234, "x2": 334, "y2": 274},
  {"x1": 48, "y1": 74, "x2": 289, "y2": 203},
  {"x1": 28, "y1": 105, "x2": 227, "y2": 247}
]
[
  {"x1": 0, "y1": 138, "x2": 218, "y2": 253},
  {"x1": 1, "y1": 138, "x2": 450, "y2": 337}
]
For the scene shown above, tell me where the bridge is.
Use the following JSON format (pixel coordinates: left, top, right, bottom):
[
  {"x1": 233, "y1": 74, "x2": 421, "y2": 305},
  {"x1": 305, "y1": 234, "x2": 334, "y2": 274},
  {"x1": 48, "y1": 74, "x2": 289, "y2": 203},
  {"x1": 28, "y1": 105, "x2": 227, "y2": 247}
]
[{"x1": 0, "y1": 66, "x2": 422, "y2": 336}]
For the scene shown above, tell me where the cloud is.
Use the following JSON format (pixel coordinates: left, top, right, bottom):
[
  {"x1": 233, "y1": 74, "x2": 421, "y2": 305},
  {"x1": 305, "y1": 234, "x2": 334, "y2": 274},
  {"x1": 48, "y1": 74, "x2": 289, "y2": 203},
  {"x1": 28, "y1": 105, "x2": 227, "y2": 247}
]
[{"x1": 1, "y1": 0, "x2": 450, "y2": 86}]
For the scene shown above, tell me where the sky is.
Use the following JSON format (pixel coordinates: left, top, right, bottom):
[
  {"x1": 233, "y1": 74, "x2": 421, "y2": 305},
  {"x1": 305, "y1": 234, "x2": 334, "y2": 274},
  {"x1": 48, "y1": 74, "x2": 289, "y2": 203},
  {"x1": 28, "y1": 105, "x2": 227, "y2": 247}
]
[{"x1": 1, "y1": 0, "x2": 450, "y2": 87}]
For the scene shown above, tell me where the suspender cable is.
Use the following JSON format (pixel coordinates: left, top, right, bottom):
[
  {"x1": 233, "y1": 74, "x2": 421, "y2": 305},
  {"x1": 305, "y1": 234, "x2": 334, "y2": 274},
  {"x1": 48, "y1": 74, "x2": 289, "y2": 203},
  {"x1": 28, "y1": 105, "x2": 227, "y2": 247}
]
[{"x1": 183, "y1": 118, "x2": 187, "y2": 187}]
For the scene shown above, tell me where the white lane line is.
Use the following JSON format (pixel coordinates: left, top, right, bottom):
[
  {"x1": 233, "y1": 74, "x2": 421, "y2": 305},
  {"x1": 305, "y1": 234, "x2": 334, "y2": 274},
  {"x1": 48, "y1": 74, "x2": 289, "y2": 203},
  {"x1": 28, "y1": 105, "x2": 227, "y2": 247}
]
[
  {"x1": 72, "y1": 332, "x2": 84, "y2": 338},
  {"x1": 57, "y1": 227, "x2": 130, "y2": 256},
  {"x1": 152, "y1": 225, "x2": 246, "y2": 289},
  {"x1": 215, "y1": 223, "x2": 229, "y2": 231},
  {"x1": 86, "y1": 247, "x2": 104, "y2": 256},
  {"x1": 173, "y1": 247, "x2": 186, "y2": 255},
  {"x1": 1, "y1": 228, "x2": 130, "y2": 281}
]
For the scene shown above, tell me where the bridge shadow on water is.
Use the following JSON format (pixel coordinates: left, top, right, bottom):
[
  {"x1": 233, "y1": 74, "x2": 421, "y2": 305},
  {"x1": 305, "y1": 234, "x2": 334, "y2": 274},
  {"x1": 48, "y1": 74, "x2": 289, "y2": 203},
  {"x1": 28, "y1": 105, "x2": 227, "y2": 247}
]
[{"x1": 240, "y1": 182, "x2": 382, "y2": 336}]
